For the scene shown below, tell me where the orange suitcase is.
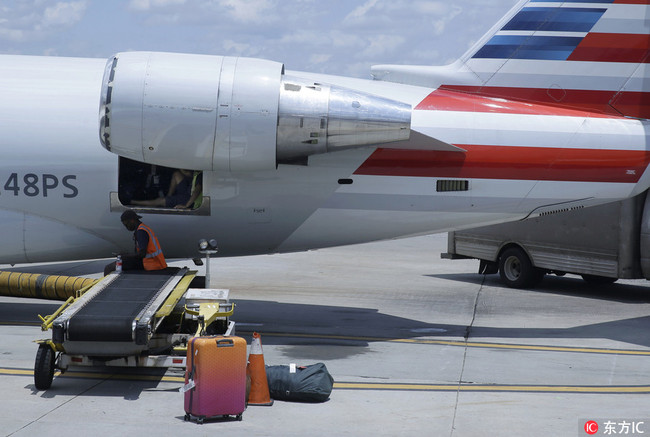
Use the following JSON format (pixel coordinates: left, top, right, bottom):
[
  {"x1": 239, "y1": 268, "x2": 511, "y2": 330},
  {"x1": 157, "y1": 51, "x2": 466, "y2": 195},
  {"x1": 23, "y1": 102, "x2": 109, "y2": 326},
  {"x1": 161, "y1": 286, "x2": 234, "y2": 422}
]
[{"x1": 184, "y1": 336, "x2": 247, "y2": 423}]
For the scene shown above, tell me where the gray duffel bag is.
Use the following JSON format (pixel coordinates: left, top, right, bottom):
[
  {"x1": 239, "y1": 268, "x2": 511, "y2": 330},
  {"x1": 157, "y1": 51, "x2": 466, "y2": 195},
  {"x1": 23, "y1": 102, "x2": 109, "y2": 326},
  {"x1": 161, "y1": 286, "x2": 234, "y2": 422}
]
[{"x1": 265, "y1": 362, "x2": 334, "y2": 402}]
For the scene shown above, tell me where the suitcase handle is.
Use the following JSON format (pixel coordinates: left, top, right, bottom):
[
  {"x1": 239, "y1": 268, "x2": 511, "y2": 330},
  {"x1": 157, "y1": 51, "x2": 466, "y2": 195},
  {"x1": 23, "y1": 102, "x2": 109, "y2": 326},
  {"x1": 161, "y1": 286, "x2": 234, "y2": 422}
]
[{"x1": 216, "y1": 338, "x2": 234, "y2": 348}]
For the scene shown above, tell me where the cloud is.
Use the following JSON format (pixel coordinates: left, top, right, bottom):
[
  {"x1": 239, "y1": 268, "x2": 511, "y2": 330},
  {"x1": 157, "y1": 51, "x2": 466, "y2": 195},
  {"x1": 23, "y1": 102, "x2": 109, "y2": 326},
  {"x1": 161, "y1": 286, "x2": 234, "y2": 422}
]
[
  {"x1": 412, "y1": 1, "x2": 452, "y2": 15},
  {"x1": 430, "y1": 6, "x2": 463, "y2": 36},
  {"x1": 117, "y1": 0, "x2": 467, "y2": 73},
  {"x1": 128, "y1": 0, "x2": 186, "y2": 11},
  {"x1": 217, "y1": 0, "x2": 276, "y2": 24},
  {"x1": 42, "y1": 2, "x2": 87, "y2": 28},
  {"x1": 329, "y1": 30, "x2": 364, "y2": 49},
  {"x1": 278, "y1": 30, "x2": 329, "y2": 46},
  {"x1": 0, "y1": 28, "x2": 25, "y2": 42},
  {"x1": 0, "y1": 0, "x2": 520, "y2": 77},
  {"x1": 360, "y1": 34, "x2": 405, "y2": 58},
  {"x1": 309, "y1": 53, "x2": 331, "y2": 65},
  {"x1": 127, "y1": 0, "x2": 278, "y2": 28},
  {"x1": 222, "y1": 39, "x2": 251, "y2": 55},
  {"x1": 345, "y1": 0, "x2": 380, "y2": 22},
  {"x1": 0, "y1": 1, "x2": 87, "y2": 42}
]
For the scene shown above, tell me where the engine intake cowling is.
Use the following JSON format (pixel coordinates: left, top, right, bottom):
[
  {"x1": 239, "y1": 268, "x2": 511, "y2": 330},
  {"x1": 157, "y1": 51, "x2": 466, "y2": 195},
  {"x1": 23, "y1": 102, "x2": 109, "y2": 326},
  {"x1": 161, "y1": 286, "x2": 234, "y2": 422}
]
[{"x1": 99, "y1": 52, "x2": 411, "y2": 171}]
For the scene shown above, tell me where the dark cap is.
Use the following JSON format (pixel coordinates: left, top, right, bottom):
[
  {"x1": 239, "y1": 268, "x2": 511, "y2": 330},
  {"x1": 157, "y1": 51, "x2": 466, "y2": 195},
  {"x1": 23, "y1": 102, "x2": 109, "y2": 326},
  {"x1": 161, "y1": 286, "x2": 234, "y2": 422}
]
[{"x1": 120, "y1": 209, "x2": 141, "y2": 222}]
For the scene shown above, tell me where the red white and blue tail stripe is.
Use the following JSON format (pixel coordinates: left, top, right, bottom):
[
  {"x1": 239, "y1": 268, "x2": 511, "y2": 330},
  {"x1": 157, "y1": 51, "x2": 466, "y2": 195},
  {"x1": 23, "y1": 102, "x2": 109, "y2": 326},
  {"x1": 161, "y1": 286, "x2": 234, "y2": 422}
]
[{"x1": 450, "y1": 0, "x2": 650, "y2": 118}]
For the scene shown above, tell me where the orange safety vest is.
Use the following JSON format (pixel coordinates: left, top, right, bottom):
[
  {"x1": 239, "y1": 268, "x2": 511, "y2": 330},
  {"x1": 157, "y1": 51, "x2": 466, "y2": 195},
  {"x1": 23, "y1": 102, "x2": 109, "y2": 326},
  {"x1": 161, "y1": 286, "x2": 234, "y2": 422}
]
[{"x1": 137, "y1": 223, "x2": 167, "y2": 270}]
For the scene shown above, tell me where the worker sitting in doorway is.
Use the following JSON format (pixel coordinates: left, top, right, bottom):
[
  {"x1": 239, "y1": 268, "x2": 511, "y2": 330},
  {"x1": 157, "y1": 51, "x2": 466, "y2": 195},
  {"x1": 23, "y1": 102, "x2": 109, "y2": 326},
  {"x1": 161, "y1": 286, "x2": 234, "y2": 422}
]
[
  {"x1": 131, "y1": 169, "x2": 202, "y2": 209},
  {"x1": 104, "y1": 210, "x2": 168, "y2": 275}
]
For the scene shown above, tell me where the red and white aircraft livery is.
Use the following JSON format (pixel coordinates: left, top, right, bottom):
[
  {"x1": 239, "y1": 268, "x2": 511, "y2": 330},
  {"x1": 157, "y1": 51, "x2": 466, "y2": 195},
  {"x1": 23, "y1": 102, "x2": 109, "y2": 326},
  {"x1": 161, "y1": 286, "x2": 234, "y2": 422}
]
[{"x1": 0, "y1": 0, "x2": 649, "y2": 266}]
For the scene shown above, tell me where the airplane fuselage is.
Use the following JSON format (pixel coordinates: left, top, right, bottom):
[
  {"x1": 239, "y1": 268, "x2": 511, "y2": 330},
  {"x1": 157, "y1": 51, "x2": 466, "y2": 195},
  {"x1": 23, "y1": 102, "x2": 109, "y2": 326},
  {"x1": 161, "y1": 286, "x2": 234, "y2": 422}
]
[{"x1": 1, "y1": 54, "x2": 649, "y2": 264}]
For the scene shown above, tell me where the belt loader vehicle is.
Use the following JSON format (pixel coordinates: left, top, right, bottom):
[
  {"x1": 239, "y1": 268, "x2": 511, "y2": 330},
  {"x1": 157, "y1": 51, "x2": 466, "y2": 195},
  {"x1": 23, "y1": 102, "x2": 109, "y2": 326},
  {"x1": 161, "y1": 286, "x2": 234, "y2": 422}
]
[{"x1": 35, "y1": 268, "x2": 234, "y2": 390}]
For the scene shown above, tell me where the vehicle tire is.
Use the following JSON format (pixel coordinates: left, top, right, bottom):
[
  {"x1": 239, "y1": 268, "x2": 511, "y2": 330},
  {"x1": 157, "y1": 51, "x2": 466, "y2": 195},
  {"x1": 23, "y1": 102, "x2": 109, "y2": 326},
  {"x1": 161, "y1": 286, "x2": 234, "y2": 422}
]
[
  {"x1": 499, "y1": 247, "x2": 543, "y2": 289},
  {"x1": 34, "y1": 344, "x2": 55, "y2": 390},
  {"x1": 581, "y1": 274, "x2": 617, "y2": 285}
]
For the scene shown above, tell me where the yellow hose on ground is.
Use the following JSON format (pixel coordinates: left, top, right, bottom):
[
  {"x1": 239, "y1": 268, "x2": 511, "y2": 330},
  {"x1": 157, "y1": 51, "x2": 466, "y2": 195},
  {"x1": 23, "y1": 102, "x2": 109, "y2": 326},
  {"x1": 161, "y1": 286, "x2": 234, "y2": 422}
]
[{"x1": 0, "y1": 271, "x2": 97, "y2": 301}]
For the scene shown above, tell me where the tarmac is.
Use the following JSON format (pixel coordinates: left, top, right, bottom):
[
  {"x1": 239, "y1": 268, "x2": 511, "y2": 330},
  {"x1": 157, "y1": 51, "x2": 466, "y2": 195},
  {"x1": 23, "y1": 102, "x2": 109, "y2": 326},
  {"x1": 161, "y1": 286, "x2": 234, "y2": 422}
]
[{"x1": 1, "y1": 233, "x2": 649, "y2": 436}]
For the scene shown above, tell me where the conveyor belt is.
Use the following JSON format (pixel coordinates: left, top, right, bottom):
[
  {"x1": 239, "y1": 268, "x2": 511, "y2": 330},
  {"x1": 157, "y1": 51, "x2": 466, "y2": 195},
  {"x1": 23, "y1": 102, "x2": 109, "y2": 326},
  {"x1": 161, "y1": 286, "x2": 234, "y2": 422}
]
[{"x1": 54, "y1": 268, "x2": 185, "y2": 346}]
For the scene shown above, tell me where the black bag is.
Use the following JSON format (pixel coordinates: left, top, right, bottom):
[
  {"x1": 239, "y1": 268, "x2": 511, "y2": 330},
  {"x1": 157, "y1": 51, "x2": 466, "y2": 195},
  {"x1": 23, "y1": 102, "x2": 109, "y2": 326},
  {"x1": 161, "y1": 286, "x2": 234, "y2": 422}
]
[{"x1": 265, "y1": 362, "x2": 334, "y2": 402}]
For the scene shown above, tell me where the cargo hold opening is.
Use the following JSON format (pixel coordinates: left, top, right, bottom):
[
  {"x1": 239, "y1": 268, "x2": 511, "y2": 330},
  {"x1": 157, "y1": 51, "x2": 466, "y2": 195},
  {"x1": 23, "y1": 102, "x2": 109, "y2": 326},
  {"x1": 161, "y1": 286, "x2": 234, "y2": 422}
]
[{"x1": 111, "y1": 157, "x2": 210, "y2": 216}]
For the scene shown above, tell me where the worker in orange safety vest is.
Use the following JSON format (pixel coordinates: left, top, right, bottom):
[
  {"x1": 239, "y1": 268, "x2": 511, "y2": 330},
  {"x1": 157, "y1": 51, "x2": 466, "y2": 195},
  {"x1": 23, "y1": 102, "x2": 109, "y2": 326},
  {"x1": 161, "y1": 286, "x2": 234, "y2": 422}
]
[{"x1": 104, "y1": 209, "x2": 167, "y2": 275}]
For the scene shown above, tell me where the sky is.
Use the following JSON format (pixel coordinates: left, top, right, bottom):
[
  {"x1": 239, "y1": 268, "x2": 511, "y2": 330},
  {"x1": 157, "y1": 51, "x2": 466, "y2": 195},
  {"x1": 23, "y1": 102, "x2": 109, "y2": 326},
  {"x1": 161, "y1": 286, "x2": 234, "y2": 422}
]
[{"x1": 0, "y1": 0, "x2": 520, "y2": 78}]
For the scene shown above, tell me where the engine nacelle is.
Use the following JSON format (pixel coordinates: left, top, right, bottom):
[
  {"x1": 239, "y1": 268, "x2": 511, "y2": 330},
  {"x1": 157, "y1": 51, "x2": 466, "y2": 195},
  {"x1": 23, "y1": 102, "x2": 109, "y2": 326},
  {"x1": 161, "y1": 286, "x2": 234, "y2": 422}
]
[{"x1": 99, "y1": 52, "x2": 411, "y2": 172}]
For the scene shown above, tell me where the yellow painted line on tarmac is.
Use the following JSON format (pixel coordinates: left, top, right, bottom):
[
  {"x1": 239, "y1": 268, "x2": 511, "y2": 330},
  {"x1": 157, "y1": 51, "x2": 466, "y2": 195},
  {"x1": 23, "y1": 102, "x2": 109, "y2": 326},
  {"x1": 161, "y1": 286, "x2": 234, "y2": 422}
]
[
  {"x1": 0, "y1": 367, "x2": 184, "y2": 383},
  {"x1": 334, "y1": 382, "x2": 650, "y2": 394},
  {"x1": 4, "y1": 367, "x2": 650, "y2": 394},
  {"x1": 239, "y1": 331, "x2": 650, "y2": 356},
  {"x1": 395, "y1": 339, "x2": 650, "y2": 356},
  {"x1": 0, "y1": 368, "x2": 33, "y2": 376}
]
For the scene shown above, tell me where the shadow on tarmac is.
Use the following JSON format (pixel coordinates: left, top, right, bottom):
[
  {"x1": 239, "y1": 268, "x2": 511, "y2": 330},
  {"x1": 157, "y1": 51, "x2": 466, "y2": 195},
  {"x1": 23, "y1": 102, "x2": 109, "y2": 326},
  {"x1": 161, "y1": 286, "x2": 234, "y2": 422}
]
[
  {"x1": 3, "y1": 292, "x2": 650, "y2": 354},
  {"x1": 430, "y1": 273, "x2": 650, "y2": 303},
  {"x1": 234, "y1": 298, "x2": 650, "y2": 349},
  {"x1": 25, "y1": 367, "x2": 173, "y2": 400},
  {"x1": 466, "y1": 315, "x2": 650, "y2": 348},
  {"x1": 234, "y1": 299, "x2": 467, "y2": 340},
  {"x1": 0, "y1": 301, "x2": 61, "y2": 326}
]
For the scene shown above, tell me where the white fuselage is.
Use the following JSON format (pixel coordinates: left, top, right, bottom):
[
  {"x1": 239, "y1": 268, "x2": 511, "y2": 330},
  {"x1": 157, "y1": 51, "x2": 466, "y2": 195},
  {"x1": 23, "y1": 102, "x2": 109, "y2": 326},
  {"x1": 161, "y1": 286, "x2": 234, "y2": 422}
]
[{"x1": 1, "y1": 54, "x2": 649, "y2": 264}]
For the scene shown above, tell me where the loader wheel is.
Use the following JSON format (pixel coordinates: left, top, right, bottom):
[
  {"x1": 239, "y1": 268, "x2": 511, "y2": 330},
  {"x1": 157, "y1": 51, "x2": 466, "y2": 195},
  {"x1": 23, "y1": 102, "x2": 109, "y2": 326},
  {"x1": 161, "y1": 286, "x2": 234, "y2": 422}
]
[
  {"x1": 499, "y1": 247, "x2": 543, "y2": 289},
  {"x1": 34, "y1": 344, "x2": 55, "y2": 390}
]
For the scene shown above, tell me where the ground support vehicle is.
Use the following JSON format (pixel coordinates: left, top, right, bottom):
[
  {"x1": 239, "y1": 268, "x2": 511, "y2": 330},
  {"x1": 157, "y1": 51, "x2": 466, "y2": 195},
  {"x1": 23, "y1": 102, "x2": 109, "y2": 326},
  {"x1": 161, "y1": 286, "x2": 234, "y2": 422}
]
[
  {"x1": 35, "y1": 269, "x2": 234, "y2": 389},
  {"x1": 443, "y1": 192, "x2": 650, "y2": 288}
]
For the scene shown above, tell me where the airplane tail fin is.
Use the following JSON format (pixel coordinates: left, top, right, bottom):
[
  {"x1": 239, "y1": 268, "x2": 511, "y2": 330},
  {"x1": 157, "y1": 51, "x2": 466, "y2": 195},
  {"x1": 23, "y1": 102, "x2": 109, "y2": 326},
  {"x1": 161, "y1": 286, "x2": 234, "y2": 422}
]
[{"x1": 374, "y1": 0, "x2": 650, "y2": 119}]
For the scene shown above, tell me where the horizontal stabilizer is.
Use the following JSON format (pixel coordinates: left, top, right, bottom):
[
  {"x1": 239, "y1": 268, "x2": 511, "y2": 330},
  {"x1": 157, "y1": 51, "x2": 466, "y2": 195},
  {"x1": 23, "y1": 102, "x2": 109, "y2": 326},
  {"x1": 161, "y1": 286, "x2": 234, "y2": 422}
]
[{"x1": 387, "y1": 130, "x2": 466, "y2": 152}]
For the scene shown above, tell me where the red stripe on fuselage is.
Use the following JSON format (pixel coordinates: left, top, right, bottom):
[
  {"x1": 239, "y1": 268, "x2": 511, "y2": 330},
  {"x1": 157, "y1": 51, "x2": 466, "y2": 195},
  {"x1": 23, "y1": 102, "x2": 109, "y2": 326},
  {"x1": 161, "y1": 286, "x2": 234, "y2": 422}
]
[
  {"x1": 354, "y1": 146, "x2": 650, "y2": 183},
  {"x1": 568, "y1": 33, "x2": 650, "y2": 63},
  {"x1": 415, "y1": 89, "x2": 619, "y2": 118},
  {"x1": 438, "y1": 85, "x2": 650, "y2": 119}
]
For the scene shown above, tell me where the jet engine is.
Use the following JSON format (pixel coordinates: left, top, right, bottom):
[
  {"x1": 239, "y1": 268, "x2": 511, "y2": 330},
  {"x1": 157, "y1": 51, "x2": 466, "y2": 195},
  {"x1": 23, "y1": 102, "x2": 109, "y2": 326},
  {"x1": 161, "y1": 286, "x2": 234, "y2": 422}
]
[{"x1": 99, "y1": 52, "x2": 411, "y2": 172}]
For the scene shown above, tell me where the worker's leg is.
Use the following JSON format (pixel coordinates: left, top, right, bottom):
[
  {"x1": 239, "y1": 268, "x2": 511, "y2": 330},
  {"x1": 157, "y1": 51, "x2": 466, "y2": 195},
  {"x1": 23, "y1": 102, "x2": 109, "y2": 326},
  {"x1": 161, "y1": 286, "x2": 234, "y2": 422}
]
[{"x1": 122, "y1": 256, "x2": 144, "y2": 270}]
